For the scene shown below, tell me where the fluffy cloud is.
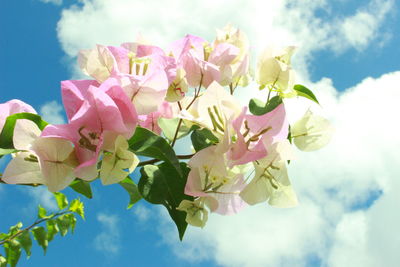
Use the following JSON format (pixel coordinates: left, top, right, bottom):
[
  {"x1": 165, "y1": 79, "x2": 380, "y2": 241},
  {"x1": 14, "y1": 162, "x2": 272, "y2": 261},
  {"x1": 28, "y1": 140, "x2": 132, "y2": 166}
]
[
  {"x1": 39, "y1": 101, "x2": 66, "y2": 124},
  {"x1": 94, "y1": 213, "x2": 121, "y2": 255},
  {"x1": 26, "y1": 186, "x2": 58, "y2": 211},
  {"x1": 159, "y1": 71, "x2": 400, "y2": 267}
]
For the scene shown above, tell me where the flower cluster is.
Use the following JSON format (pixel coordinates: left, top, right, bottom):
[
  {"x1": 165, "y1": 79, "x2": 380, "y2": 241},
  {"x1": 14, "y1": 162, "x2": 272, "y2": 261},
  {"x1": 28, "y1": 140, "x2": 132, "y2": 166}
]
[{"x1": 0, "y1": 25, "x2": 333, "y2": 231}]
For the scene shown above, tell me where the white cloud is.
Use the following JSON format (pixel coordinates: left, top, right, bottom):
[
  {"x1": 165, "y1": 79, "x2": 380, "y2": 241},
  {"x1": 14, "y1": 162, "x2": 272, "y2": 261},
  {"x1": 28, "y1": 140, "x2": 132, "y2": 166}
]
[
  {"x1": 94, "y1": 213, "x2": 121, "y2": 255},
  {"x1": 132, "y1": 204, "x2": 152, "y2": 223},
  {"x1": 26, "y1": 186, "x2": 58, "y2": 211},
  {"x1": 39, "y1": 101, "x2": 66, "y2": 124},
  {"x1": 39, "y1": 0, "x2": 62, "y2": 6}
]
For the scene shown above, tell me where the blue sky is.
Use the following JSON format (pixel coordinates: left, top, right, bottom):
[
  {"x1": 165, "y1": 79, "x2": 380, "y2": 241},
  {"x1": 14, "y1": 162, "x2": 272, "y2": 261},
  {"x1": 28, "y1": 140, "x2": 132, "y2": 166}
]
[{"x1": 1, "y1": 0, "x2": 400, "y2": 267}]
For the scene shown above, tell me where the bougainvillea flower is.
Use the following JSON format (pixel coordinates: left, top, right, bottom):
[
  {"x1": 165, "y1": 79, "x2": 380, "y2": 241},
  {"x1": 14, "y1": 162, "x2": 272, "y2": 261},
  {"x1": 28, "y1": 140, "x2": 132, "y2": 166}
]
[
  {"x1": 0, "y1": 99, "x2": 37, "y2": 132},
  {"x1": 177, "y1": 198, "x2": 209, "y2": 228},
  {"x1": 165, "y1": 68, "x2": 188, "y2": 102},
  {"x1": 168, "y1": 34, "x2": 220, "y2": 88},
  {"x1": 2, "y1": 121, "x2": 78, "y2": 192},
  {"x1": 185, "y1": 144, "x2": 247, "y2": 215},
  {"x1": 228, "y1": 103, "x2": 289, "y2": 166},
  {"x1": 256, "y1": 46, "x2": 296, "y2": 97},
  {"x1": 239, "y1": 140, "x2": 298, "y2": 207},
  {"x1": 181, "y1": 81, "x2": 242, "y2": 139},
  {"x1": 138, "y1": 101, "x2": 173, "y2": 135},
  {"x1": 116, "y1": 67, "x2": 169, "y2": 115},
  {"x1": 291, "y1": 110, "x2": 334, "y2": 151},
  {"x1": 78, "y1": 45, "x2": 115, "y2": 83},
  {"x1": 100, "y1": 135, "x2": 139, "y2": 185},
  {"x1": 43, "y1": 78, "x2": 138, "y2": 180}
]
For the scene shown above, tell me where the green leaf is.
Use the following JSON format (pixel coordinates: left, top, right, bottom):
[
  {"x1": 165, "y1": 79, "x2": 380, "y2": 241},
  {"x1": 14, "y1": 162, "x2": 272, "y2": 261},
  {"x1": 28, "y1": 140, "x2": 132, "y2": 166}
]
[
  {"x1": 0, "y1": 148, "x2": 17, "y2": 159},
  {"x1": 128, "y1": 127, "x2": 181, "y2": 175},
  {"x1": 249, "y1": 95, "x2": 283, "y2": 115},
  {"x1": 17, "y1": 231, "x2": 32, "y2": 258},
  {"x1": 65, "y1": 214, "x2": 77, "y2": 234},
  {"x1": 56, "y1": 215, "x2": 71, "y2": 237},
  {"x1": 158, "y1": 118, "x2": 199, "y2": 141},
  {"x1": 190, "y1": 128, "x2": 219, "y2": 152},
  {"x1": 53, "y1": 192, "x2": 69, "y2": 210},
  {"x1": 138, "y1": 162, "x2": 193, "y2": 240},
  {"x1": 0, "y1": 255, "x2": 6, "y2": 267},
  {"x1": 294, "y1": 84, "x2": 320, "y2": 104},
  {"x1": 119, "y1": 177, "x2": 142, "y2": 209},
  {"x1": 69, "y1": 199, "x2": 85, "y2": 219},
  {"x1": 31, "y1": 227, "x2": 48, "y2": 254},
  {"x1": 37, "y1": 205, "x2": 48, "y2": 219},
  {"x1": 8, "y1": 222, "x2": 22, "y2": 235},
  {"x1": 0, "y1": 113, "x2": 48, "y2": 149},
  {"x1": 69, "y1": 179, "x2": 93, "y2": 199},
  {"x1": 46, "y1": 220, "x2": 59, "y2": 242},
  {"x1": 4, "y1": 240, "x2": 21, "y2": 267}
]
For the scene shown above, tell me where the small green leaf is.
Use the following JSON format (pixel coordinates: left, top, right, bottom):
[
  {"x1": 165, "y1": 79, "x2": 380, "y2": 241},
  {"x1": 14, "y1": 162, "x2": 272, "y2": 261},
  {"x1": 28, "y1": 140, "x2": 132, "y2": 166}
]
[
  {"x1": 138, "y1": 162, "x2": 193, "y2": 240},
  {"x1": 0, "y1": 255, "x2": 6, "y2": 267},
  {"x1": 65, "y1": 214, "x2": 77, "y2": 234},
  {"x1": 69, "y1": 199, "x2": 85, "y2": 219},
  {"x1": 53, "y1": 192, "x2": 69, "y2": 210},
  {"x1": 119, "y1": 177, "x2": 142, "y2": 209},
  {"x1": 4, "y1": 240, "x2": 21, "y2": 267},
  {"x1": 158, "y1": 117, "x2": 199, "y2": 141},
  {"x1": 128, "y1": 127, "x2": 181, "y2": 175},
  {"x1": 31, "y1": 227, "x2": 48, "y2": 254},
  {"x1": 37, "y1": 205, "x2": 48, "y2": 219},
  {"x1": 69, "y1": 179, "x2": 93, "y2": 199},
  {"x1": 190, "y1": 128, "x2": 219, "y2": 152},
  {"x1": 46, "y1": 220, "x2": 59, "y2": 242},
  {"x1": 0, "y1": 113, "x2": 48, "y2": 149},
  {"x1": 0, "y1": 148, "x2": 17, "y2": 159},
  {"x1": 249, "y1": 96, "x2": 283, "y2": 115},
  {"x1": 56, "y1": 215, "x2": 70, "y2": 237},
  {"x1": 294, "y1": 84, "x2": 320, "y2": 104},
  {"x1": 17, "y1": 231, "x2": 32, "y2": 258},
  {"x1": 8, "y1": 222, "x2": 22, "y2": 235}
]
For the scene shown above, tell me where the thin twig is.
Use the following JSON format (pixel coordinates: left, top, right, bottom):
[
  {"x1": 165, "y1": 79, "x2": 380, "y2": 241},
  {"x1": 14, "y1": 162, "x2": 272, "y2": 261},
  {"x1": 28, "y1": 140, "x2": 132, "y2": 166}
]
[{"x1": 0, "y1": 211, "x2": 71, "y2": 245}]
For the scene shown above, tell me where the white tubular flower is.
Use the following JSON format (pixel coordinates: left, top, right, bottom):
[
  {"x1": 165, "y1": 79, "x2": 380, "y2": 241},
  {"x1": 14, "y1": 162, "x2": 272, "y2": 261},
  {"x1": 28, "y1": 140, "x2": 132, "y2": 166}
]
[
  {"x1": 165, "y1": 68, "x2": 188, "y2": 102},
  {"x1": 100, "y1": 135, "x2": 139, "y2": 185},
  {"x1": 291, "y1": 110, "x2": 334, "y2": 151},
  {"x1": 240, "y1": 140, "x2": 298, "y2": 208},
  {"x1": 177, "y1": 198, "x2": 209, "y2": 228},
  {"x1": 256, "y1": 46, "x2": 297, "y2": 97}
]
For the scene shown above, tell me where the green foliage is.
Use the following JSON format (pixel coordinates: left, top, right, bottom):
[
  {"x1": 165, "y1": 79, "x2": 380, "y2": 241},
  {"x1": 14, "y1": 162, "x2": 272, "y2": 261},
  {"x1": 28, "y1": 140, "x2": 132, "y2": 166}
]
[
  {"x1": 138, "y1": 162, "x2": 193, "y2": 240},
  {"x1": 0, "y1": 113, "x2": 48, "y2": 150},
  {"x1": 293, "y1": 84, "x2": 320, "y2": 104},
  {"x1": 249, "y1": 95, "x2": 282, "y2": 115},
  {"x1": 128, "y1": 126, "x2": 181, "y2": 175},
  {"x1": 31, "y1": 227, "x2": 48, "y2": 254},
  {"x1": 0, "y1": 192, "x2": 84, "y2": 266},
  {"x1": 190, "y1": 128, "x2": 219, "y2": 152},
  {"x1": 69, "y1": 179, "x2": 93, "y2": 199},
  {"x1": 119, "y1": 177, "x2": 142, "y2": 209},
  {"x1": 16, "y1": 232, "x2": 31, "y2": 258},
  {"x1": 54, "y1": 192, "x2": 69, "y2": 210},
  {"x1": 69, "y1": 199, "x2": 85, "y2": 219}
]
